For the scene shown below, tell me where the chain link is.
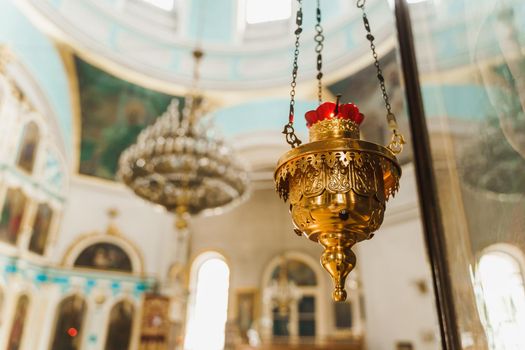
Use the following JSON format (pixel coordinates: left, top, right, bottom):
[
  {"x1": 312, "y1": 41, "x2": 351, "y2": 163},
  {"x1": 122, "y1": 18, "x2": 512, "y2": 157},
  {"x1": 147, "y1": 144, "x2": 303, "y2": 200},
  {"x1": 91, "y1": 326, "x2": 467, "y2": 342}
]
[
  {"x1": 283, "y1": 0, "x2": 304, "y2": 148},
  {"x1": 314, "y1": 0, "x2": 324, "y2": 104},
  {"x1": 357, "y1": 0, "x2": 405, "y2": 155}
]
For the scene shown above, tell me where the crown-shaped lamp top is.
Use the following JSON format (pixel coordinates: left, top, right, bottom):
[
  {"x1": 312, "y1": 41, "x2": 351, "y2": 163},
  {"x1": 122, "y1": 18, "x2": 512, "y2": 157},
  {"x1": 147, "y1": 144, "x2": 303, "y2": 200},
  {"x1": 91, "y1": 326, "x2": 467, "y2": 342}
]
[
  {"x1": 306, "y1": 97, "x2": 364, "y2": 142},
  {"x1": 305, "y1": 100, "x2": 364, "y2": 128}
]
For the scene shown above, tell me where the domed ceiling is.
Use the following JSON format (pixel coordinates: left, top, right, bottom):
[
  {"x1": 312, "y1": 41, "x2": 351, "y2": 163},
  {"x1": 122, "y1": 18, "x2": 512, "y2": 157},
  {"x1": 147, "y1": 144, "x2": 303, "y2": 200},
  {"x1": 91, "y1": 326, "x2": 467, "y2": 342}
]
[
  {"x1": 73, "y1": 49, "x2": 411, "y2": 182},
  {"x1": 20, "y1": 0, "x2": 397, "y2": 93}
]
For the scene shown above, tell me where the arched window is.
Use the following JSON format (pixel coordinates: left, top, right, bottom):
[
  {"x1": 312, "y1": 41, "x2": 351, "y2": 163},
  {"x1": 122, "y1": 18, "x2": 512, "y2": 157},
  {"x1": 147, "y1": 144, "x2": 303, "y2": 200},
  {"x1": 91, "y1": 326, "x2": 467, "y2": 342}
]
[
  {"x1": 74, "y1": 242, "x2": 133, "y2": 272},
  {"x1": 270, "y1": 258, "x2": 317, "y2": 337},
  {"x1": 141, "y1": 0, "x2": 175, "y2": 11},
  {"x1": 0, "y1": 188, "x2": 27, "y2": 245},
  {"x1": 16, "y1": 121, "x2": 40, "y2": 173},
  {"x1": 28, "y1": 203, "x2": 53, "y2": 255},
  {"x1": 245, "y1": 0, "x2": 291, "y2": 24},
  {"x1": 477, "y1": 249, "x2": 525, "y2": 350},
  {"x1": 104, "y1": 300, "x2": 135, "y2": 350},
  {"x1": 50, "y1": 295, "x2": 87, "y2": 350},
  {"x1": 185, "y1": 253, "x2": 230, "y2": 350},
  {"x1": 262, "y1": 254, "x2": 320, "y2": 341},
  {"x1": 7, "y1": 294, "x2": 30, "y2": 350}
]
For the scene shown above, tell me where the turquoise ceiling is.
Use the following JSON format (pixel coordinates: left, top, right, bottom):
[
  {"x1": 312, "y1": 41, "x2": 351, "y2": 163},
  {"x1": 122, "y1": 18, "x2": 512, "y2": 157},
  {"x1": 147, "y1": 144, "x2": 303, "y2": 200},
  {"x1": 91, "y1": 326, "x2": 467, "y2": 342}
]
[{"x1": 0, "y1": 0, "x2": 523, "y2": 177}]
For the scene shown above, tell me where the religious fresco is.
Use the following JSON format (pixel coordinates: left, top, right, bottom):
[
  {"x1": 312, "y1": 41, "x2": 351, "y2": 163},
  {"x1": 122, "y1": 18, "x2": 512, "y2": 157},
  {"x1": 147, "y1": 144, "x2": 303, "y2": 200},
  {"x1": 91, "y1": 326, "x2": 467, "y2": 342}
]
[
  {"x1": 50, "y1": 295, "x2": 86, "y2": 350},
  {"x1": 105, "y1": 301, "x2": 134, "y2": 350},
  {"x1": 76, "y1": 57, "x2": 179, "y2": 180},
  {"x1": 73, "y1": 242, "x2": 133, "y2": 272},
  {"x1": 7, "y1": 295, "x2": 29, "y2": 350},
  {"x1": 28, "y1": 203, "x2": 53, "y2": 255},
  {"x1": 16, "y1": 121, "x2": 40, "y2": 174},
  {"x1": 0, "y1": 188, "x2": 27, "y2": 245}
]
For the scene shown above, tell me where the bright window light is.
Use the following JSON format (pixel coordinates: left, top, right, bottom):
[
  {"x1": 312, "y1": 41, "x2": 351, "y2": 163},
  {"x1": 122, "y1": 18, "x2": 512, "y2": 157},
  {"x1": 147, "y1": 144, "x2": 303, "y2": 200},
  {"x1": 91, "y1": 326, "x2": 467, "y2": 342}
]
[
  {"x1": 141, "y1": 0, "x2": 175, "y2": 11},
  {"x1": 185, "y1": 258, "x2": 230, "y2": 350},
  {"x1": 477, "y1": 251, "x2": 525, "y2": 350},
  {"x1": 246, "y1": 0, "x2": 292, "y2": 24}
]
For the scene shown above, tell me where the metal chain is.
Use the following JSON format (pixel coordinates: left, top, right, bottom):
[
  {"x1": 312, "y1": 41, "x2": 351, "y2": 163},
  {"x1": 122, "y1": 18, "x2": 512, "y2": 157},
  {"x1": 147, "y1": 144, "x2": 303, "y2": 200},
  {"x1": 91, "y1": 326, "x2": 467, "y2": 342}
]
[
  {"x1": 357, "y1": 0, "x2": 405, "y2": 154},
  {"x1": 314, "y1": 0, "x2": 324, "y2": 104},
  {"x1": 283, "y1": 0, "x2": 303, "y2": 148}
]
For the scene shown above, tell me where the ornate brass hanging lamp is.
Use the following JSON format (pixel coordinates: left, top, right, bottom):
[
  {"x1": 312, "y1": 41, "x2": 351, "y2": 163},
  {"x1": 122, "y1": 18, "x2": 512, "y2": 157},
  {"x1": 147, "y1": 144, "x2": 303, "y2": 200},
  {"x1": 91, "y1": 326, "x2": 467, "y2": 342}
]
[{"x1": 275, "y1": 0, "x2": 405, "y2": 301}]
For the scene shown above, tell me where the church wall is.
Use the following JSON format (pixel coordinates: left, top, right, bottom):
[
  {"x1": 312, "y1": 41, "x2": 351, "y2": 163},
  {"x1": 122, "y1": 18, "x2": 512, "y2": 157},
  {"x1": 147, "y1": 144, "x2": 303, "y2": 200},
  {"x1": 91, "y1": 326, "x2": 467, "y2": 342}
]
[
  {"x1": 56, "y1": 176, "x2": 182, "y2": 280},
  {"x1": 358, "y1": 164, "x2": 439, "y2": 350}
]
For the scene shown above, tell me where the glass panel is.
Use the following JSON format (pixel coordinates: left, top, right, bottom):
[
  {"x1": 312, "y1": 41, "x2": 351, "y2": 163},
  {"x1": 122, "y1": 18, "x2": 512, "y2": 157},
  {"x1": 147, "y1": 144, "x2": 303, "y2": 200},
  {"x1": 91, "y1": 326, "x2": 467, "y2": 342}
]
[
  {"x1": 0, "y1": 188, "x2": 27, "y2": 245},
  {"x1": 298, "y1": 296, "x2": 316, "y2": 337},
  {"x1": 272, "y1": 306, "x2": 290, "y2": 337},
  {"x1": 105, "y1": 301, "x2": 134, "y2": 350},
  {"x1": 28, "y1": 203, "x2": 53, "y2": 255},
  {"x1": 334, "y1": 301, "x2": 353, "y2": 329},
  {"x1": 409, "y1": 0, "x2": 525, "y2": 348},
  {"x1": 50, "y1": 295, "x2": 86, "y2": 350}
]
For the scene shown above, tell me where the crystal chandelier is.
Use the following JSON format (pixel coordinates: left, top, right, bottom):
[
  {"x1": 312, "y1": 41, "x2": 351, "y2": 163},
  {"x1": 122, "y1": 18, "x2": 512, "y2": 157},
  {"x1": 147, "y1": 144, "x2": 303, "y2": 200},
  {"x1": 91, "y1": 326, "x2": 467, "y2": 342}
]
[
  {"x1": 275, "y1": 0, "x2": 405, "y2": 301},
  {"x1": 118, "y1": 50, "x2": 249, "y2": 227},
  {"x1": 263, "y1": 258, "x2": 302, "y2": 316}
]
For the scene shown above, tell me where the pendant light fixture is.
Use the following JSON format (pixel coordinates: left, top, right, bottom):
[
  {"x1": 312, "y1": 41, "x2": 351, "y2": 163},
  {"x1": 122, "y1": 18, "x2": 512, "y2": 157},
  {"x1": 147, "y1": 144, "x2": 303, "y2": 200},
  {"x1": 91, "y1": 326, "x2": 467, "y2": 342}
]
[
  {"x1": 118, "y1": 50, "x2": 249, "y2": 228},
  {"x1": 274, "y1": 0, "x2": 405, "y2": 301}
]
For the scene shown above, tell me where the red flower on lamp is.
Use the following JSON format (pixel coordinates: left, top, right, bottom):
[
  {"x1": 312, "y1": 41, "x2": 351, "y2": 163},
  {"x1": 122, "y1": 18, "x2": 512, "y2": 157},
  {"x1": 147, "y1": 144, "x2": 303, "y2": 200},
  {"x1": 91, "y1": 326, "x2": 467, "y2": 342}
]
[{"x1": 305, "y1": 101, "x2": 364, "y2": 127}]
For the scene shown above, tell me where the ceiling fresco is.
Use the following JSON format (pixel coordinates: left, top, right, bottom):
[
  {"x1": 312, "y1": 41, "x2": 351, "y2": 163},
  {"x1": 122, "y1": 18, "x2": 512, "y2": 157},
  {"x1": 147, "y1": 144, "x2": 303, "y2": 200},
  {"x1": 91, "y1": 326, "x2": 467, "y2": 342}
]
[{"x1": 76, "y1": 57, "x2": 181, "y2": 180}]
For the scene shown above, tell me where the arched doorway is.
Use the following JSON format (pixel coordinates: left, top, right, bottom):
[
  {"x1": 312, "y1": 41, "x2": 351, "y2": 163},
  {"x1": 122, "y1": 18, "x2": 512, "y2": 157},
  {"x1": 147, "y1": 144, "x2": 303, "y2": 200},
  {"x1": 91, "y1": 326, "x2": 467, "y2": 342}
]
[
  {"x1": 49, "y1": 295, "x2": 87, "y2": 350},
  {"x1": 104, "y1": 300, "x2": 135, "y2": 350}
]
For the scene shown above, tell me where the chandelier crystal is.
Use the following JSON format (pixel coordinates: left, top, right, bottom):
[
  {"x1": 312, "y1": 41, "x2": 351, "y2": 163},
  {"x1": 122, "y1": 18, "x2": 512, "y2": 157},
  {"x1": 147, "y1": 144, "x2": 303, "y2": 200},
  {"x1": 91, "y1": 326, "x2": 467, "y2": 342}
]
[{"x1": 118, "y1": 52, "x2": 249, "y2": 226}]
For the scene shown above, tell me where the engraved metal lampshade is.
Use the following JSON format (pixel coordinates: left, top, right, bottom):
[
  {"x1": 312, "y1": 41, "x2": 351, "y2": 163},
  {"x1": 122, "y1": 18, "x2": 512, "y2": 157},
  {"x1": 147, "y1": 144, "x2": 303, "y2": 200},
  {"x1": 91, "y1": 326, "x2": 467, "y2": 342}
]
[
  {"x1": 275, "y1": 0, "x2": 405, "y2": 301},
  {"x1": 275, "y1": 100, "x2": 401, "y2": 301}
]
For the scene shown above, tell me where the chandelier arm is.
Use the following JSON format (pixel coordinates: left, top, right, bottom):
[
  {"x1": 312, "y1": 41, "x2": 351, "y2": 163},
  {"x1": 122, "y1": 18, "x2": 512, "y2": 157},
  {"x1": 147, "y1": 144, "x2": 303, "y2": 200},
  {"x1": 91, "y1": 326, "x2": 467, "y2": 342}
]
[
  {"x1": 357, "y1": 0, "x2": 405, "y2": 155},
  {"x1": 283, "y1": 0, "x2": 304, "y2": 149},
  {"x1": 315, "y1": 0, "x2": 325, "y2": 104}
]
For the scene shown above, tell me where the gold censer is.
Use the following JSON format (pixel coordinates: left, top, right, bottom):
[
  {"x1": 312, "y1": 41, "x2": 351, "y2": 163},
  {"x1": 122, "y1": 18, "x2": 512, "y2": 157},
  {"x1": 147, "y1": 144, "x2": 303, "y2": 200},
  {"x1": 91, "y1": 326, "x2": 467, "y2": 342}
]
[
  {"x1": 276, "y1": 0, "x2": 405, "y2": 301},
  {"x1": 275, "y1": 102, "x2": 401, "y2": 301}
]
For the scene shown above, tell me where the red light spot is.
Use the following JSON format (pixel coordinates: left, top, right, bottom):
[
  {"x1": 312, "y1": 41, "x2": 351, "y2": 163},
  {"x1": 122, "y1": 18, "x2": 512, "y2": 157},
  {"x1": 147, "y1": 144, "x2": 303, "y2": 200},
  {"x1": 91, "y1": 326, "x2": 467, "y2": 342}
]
[{"x1": 67, "y1": 328, "x2": 78, "y2": 337}]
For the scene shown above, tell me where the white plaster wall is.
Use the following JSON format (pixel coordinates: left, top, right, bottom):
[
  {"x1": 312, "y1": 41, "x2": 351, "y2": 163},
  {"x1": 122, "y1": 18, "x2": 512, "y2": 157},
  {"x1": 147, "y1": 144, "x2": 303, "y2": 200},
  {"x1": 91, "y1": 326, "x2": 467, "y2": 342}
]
[
  {"x1": 358, "y1": 164, "x2": 440, "y2": 350},
  {"x1": 55, "y1": 176, "x2": 181, "y2": 279},
  {"x1": 190, "y1": 186, "x2": 335, "y2": 339}
]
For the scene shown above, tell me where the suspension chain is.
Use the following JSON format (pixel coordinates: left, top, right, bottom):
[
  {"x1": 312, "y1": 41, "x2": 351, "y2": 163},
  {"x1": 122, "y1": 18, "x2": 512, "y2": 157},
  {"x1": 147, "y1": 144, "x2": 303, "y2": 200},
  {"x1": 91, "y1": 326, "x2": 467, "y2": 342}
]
[
  {"x1": 315, "y1": 0, "x2": 324, "y2": 104},
  {"x1": 357, "y1": 0, "x2": 405, "y2": 154},
  {"x1": 283, "y1": 0, "x2": 304, "y2": 148}
]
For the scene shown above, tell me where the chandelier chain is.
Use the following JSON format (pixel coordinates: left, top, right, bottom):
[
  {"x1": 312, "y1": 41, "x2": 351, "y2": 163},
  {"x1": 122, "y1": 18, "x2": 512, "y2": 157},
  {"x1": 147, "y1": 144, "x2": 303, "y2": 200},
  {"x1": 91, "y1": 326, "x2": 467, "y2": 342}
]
[
  {"x1": 315, "y1": 0, "x2": 324, "y2": 104},
  {"x1": 283, "y1": 0, "x2": 304, "y2": 148},
  {"x1": 357, "y1": 0, "x2": 405, "y2": 154}
]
